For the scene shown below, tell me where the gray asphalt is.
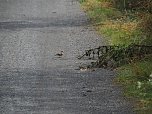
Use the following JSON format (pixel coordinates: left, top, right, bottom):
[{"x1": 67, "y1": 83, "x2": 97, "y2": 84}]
[{"x1": 0, "y1": 0, "x2": 134, "y2": 114}]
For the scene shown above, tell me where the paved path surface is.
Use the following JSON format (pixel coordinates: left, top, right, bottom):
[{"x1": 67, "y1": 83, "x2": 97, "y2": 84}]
[{"x1": 0, "y1": 0, "x2": 134, "y2": 114}]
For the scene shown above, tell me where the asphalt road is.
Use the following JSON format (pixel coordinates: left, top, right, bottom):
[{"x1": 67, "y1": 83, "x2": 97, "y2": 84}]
[{"x1": 0, "y1": 0, "x2": 134, "y2": 114}]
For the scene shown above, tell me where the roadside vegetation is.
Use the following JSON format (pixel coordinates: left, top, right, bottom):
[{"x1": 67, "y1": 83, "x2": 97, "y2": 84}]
[{"x1": 80, "y1": 0, "x2": 152, "y2": 113}]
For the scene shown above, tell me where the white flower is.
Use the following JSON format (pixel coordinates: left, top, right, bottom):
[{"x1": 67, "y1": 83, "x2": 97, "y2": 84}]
[
  {"x1": 137, "y1": 81, "x2": 142, "y2": 89},
  {"x1": 149, "y1": 79, "x2": 152, "y2": 85},
  {"x1": 150, "y1": 73, "x2": 152, "y2": 78}
]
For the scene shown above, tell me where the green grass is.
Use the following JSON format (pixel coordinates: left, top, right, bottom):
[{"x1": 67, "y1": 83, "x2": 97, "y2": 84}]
[
  {"x1": 80, "y1": 0, "x2": 151, "y2": 46},
  {"x1": 80, "y1": 0, "x2": 152, "y2": 112},
  {"x1": 88, "y1": 7, "x2": 122, "y2": 22},
  {"x1": 100, "y1": 27, "x2": 143, "y2": 45},
  {"x1": 79, "y1": 0, "x2": 86, "y2": 4},
  {"x1": 116, "y1": 56, "x2": 152, "y2": 112}
]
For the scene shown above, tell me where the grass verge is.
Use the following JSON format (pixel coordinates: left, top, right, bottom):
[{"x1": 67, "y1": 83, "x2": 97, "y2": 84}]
[
  {"x1": 80, "y1": 0, "x2": 152, "y2": 112},
  {"x1": 116, "y1": 56, "x2": 152, "y2": 113}
]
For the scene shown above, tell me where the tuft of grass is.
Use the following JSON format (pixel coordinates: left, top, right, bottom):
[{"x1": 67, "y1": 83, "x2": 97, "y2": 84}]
[
  {"x1": 98, "y1": 20, "x2": 142, "y2": 45},
  {"x1": 81, "y1": 0, "x2": 100, "y2": 11},
  {"x1": 87, "y1": 8, "x2": 121, "y2": 24}
]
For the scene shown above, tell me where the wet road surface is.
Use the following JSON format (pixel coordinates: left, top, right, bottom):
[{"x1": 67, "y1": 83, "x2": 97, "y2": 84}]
[{"x1": 0, "y1": 0, "x2": 134, "y2": 114}]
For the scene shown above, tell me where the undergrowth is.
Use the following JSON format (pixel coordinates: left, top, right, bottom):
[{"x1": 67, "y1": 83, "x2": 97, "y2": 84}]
[
  {"x1": 80, "y1": 0, "x2": 152, "y2": 113},
  {"x1": 116, "y1": 56, "x2": 152, "y2": 113},
  {"x1": 81, "y1": 0, "x2": 152, "y2": 46}
]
